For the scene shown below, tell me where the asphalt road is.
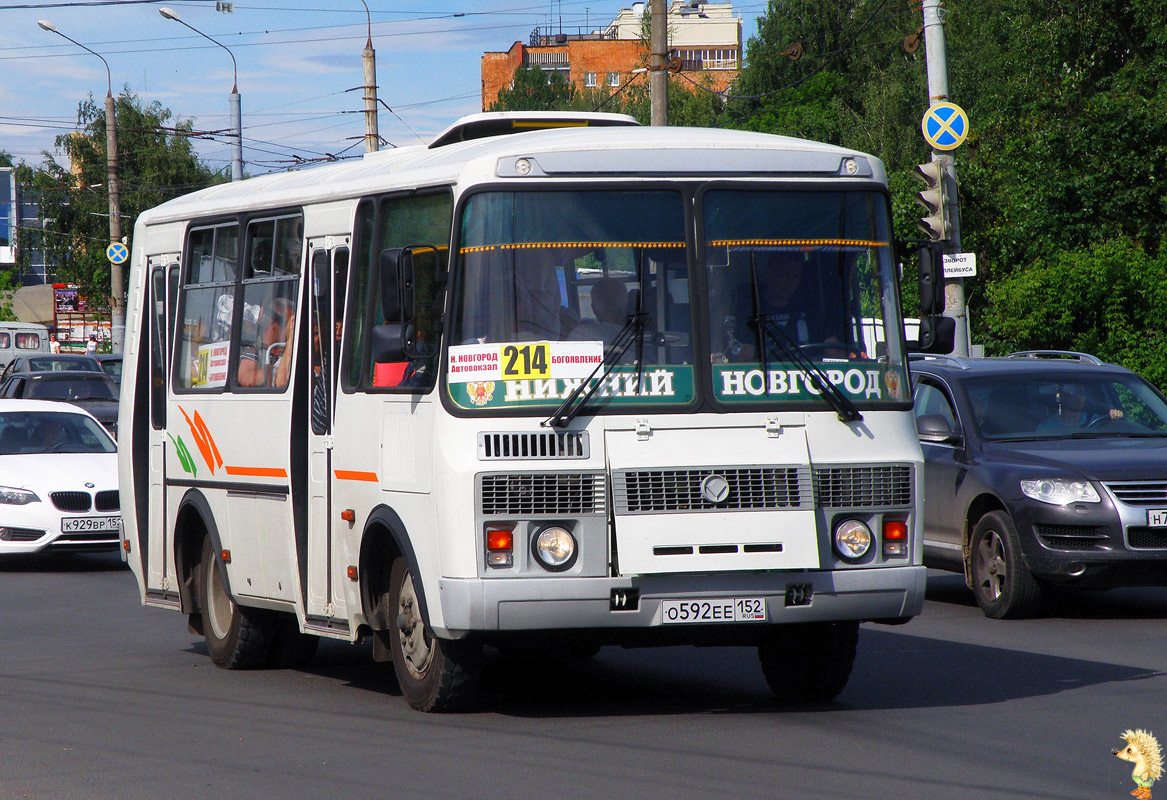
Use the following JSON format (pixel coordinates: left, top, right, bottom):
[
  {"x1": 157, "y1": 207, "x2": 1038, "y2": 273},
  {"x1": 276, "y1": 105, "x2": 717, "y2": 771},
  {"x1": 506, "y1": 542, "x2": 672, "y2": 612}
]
[{"x1": 1, "y1": 552, "x2": 1164, "y2": 800}]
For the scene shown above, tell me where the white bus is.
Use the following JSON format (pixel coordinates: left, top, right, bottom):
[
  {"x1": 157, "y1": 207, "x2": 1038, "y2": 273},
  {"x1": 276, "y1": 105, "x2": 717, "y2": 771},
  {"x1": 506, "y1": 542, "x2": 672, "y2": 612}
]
[{"x1": 119, "y1": 112, "x2": 929, "y2": 711}]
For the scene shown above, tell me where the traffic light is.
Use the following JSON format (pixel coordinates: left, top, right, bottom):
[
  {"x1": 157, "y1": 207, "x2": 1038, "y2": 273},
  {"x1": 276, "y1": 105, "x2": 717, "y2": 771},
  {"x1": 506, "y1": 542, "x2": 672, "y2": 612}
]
[
  {"x1": 913, "y1": 161, "x2": 950, "y2": 241},
  {"x1": 918, "y1": 241, "x2": 945, "y2": 315}
]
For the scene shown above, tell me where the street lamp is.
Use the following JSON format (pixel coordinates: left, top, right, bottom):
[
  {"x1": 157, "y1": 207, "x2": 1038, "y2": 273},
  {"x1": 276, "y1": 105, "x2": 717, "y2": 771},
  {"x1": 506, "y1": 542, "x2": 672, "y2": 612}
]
[
  {"x1": 159, "y1": 7, "x2": 244, "y2": 181},
  {"x1": 38, "y1": 19, "x2": 125, "y2": 355}
]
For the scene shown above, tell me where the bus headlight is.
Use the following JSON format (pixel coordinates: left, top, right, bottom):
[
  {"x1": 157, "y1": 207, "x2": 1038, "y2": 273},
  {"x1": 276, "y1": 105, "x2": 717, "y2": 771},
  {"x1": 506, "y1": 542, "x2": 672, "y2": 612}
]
[
  {"x1": 532, "y1": 526, "x2": 577, "y2": 571},
  {"x1": 833, "y1": 520, "x2": 872, "y2": 561}
]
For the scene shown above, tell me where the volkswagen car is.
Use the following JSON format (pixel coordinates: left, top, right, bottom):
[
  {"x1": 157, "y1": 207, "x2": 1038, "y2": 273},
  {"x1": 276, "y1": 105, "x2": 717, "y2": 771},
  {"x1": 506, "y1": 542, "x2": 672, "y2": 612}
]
[
  {"x1": 0, "y1": 400, "x2": 120, "y2": 555},
  {"x1": 911, "y1": 351, "x2": 1167, "y2": 618}
]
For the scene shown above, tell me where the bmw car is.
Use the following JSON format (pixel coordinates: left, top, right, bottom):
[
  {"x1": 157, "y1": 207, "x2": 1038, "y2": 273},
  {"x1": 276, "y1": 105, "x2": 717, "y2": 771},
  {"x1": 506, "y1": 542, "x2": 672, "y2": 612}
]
[
  {"x1": 911, "y1": 351, "x2": 1167, "y2": 618},
  {"x1": 0, "y1": 400, "x2": 120, "y2": 555}
]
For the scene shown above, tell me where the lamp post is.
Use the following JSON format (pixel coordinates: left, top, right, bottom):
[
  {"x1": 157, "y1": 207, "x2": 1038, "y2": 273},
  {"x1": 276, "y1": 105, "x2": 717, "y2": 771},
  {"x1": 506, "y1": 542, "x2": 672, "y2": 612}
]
[
  {"x1": 38, "y1": 19, "x2": 125, "y2": 354},
  {"x1": 159, "y1": 7, "x2": 243, "y2": 181}
]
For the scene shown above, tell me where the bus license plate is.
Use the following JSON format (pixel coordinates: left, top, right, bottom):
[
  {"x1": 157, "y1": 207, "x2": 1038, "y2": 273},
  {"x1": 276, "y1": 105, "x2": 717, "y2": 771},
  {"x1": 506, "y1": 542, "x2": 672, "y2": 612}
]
[
  {"x1": 1148, "y1": 509, "x2": 1167, "y2": 527},
  {"x1": 61, "y1": 516, "x2": 122, "y2": 533},
  {"x1": 661, "y1": 598, "x2": 766, "y2": 624}
]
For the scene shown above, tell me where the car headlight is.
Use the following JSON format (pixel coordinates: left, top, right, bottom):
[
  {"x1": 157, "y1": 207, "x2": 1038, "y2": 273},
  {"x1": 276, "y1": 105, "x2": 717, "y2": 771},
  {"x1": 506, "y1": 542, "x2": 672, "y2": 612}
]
[
  {"x1": 833, "y1": 519, "x2": 872, "y2": 560},
  {"x1": 1020, "y1": 478, "x2": 1100, "y2": 505},
  {"x1": 532, "y1": 526, "x2": 577, "y2": 571},
  {"x1": 0, "y1": 486, "x2": 40, "y2": 505}
]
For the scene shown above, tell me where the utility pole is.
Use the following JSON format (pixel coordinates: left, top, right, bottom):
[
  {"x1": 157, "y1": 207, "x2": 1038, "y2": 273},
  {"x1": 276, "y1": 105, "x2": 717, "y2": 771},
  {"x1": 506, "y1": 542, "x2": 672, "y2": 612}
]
[
  {"x1": 105, "y1": 89, "x2": 123, "y2": 353},
  {"x1": 649, "y1": 0, "x2": 668, "y2": 126},
  {"x1": 359, "y1": 0, "x2": 379, "y2": 152},
  {"x1": 921, "y1": 0, "x2": 967, "y2": 356}
]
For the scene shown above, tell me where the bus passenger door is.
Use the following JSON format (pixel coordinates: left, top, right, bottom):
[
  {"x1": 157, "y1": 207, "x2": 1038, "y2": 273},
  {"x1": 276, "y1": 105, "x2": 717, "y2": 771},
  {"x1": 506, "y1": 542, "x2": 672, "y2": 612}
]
[
  {"x1": 147, "y1": 259, "x2": 178, "y2": 597},
  {"x1": 306, "y1": 244, "x2": 348, "y2": 624}
]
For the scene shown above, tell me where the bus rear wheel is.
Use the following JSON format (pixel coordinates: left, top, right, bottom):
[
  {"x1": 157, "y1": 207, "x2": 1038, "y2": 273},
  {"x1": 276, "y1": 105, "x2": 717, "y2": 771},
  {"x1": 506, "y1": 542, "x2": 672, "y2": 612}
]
[
  {"x1": 388, "y1": 558, "x2": 481, "y2": 712},
  {"x1": 758, "y1": 621, "x2": 858, "y2": 704},
  {"x1": 199, "y1": 537, "x2": 275, "y2": 669}
]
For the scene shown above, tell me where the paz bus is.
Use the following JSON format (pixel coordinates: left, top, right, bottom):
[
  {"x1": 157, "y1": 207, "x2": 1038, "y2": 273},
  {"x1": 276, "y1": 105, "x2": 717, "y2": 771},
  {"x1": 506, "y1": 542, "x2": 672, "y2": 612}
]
[{"x1": 119, "y1": 111, "x2": 936, "y2": 711}]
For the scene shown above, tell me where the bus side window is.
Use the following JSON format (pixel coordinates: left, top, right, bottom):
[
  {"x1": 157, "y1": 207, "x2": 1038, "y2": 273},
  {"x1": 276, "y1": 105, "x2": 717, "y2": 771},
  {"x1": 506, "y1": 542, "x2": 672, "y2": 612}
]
[
  {"x1": 175, "y1": 223, "x2": 239, "y2": 391},
  {"x1": 233, "y1": 214, "x2": 302, "y2": 391}
]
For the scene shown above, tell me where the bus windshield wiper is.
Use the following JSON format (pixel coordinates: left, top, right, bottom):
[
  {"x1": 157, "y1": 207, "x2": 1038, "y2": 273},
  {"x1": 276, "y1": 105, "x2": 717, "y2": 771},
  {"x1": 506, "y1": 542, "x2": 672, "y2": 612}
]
[
  {"x1": 752, "y1": 313, "x2": 863, "y2": 423},
  {"x1": 542, "y1": 312, "x2": 649, "y2": 429}
]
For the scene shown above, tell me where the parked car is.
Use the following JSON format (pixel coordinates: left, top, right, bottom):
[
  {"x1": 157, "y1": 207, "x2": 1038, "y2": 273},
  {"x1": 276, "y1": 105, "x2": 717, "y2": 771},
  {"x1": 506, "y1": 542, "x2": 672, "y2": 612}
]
[
  {"x1": 0, "y1": 400, "x2": 120, "y2": 555},
  {"x1": 0, "y1": 353, "x2": 103, "y2": 383},
  {"x1": 0, "y1": 371, "x2": 120, "y2": 438},
  {"x1": 93, "y1": 354, "x2": 122, "y2": 386},
  {"x1": 911, "y1": 351, "x2": 1167, "y2": 618}
]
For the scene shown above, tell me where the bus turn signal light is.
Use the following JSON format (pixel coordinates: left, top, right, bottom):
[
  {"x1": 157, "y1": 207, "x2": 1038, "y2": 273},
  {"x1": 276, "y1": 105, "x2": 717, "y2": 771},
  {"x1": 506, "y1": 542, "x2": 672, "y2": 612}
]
[
  {"x1": 883, "y1": 520, "x2": 908, "y2": 557},
  {"x1": 486, "y1": 527, "x2": 513, "y2": 568}
]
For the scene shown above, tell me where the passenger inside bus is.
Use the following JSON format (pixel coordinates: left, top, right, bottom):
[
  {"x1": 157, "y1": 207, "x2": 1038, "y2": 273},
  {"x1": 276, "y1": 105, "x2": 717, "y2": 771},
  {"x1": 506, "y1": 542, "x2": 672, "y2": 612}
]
[{"x1": 237, "y1": 297, "x2": 295, "y2": 388}]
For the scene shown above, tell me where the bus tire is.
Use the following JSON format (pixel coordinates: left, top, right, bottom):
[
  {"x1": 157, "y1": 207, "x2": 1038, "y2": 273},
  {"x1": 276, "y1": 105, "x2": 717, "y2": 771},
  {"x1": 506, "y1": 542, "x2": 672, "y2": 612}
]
[
  {"x1": 267, "y1": 613, "x2": 319, "y2": 669},
  {"x1": 199, "y1": 537, "x2": 275, "y2": 669},
  {"x1": 388, "y1": 557, "x2": 481, "y2": 712},
  {"x1": 758, "y1": 621, "x2": 858, "y2": 704}
]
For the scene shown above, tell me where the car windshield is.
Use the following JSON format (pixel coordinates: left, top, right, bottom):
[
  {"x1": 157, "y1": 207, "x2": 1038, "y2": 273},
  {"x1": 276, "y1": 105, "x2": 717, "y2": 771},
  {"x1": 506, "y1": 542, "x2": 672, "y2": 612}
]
[
  {"x1": 0, "y1": 411, "x2": 115, "y2": 454},
  {"x1": 27, "y1": 356, "x2": 100, "y2": 372},
  {"x1": 967, "y1": 372, "x2": 1167, "y2": 440},
  {"x1": 26, "y1": 376, "x2": 117, "y2": 402}
]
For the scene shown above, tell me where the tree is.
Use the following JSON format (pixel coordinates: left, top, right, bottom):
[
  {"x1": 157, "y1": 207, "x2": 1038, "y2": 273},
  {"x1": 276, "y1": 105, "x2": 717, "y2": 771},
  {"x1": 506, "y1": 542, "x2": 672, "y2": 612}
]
[
  {"x1": 491, "y1": 66, "x2": 577, "y2": 111},
  {"x1": 18, "y1": 90, "x2": 222, "y2": 299}
]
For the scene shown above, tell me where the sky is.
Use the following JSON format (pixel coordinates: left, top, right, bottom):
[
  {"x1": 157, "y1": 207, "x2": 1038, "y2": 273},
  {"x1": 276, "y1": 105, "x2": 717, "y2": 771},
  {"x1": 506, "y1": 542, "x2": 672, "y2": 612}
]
[{"x1": 1, "y1": 0, "x2": 767, "y2": 179}]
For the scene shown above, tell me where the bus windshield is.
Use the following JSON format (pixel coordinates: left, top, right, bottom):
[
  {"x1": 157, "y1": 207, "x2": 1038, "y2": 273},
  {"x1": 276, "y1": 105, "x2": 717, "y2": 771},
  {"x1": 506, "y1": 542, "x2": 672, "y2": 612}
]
[
  {"x1": 704, "y1": 189, "x2": 909, "y2": 407},
  {"x1": 448, "y1": 189, "x2": 695, "y2": 411},
  {"x1": 445, "y1": 186, "x2": 910, "y2": 413}
]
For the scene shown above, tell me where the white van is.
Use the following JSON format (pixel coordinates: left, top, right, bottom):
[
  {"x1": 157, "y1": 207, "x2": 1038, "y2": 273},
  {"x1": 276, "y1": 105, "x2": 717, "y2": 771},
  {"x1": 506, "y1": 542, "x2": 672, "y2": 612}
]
[{"x1": 0, "y1": 322, "x2": 50, "y2": 368}]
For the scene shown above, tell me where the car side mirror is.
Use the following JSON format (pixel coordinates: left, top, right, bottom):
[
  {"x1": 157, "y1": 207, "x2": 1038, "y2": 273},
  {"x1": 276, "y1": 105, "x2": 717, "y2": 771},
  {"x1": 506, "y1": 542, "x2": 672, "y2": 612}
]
[{"x1": 916, "y1": 413, "x2": 961, "y2": 444}]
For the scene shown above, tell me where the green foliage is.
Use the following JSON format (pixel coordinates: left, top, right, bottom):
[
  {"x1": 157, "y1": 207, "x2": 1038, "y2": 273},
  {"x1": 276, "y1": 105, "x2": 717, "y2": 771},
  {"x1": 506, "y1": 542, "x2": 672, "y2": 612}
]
[
  {"x1": 491, "y1": 66, "x2": 577, "y2": 111},
  {"x1": 981, "y1": 237, "x2": 1167, "y2": 386},
  {"x1": 18, "y1": 90, "x2": 221, "y2": 300}
]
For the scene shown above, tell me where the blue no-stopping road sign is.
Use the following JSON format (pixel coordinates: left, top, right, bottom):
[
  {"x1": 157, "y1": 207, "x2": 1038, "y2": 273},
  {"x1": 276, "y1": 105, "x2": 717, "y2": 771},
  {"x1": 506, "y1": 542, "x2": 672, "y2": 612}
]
[{"x1": 921, "y1": 102, "x2": 969, "y2": 151}]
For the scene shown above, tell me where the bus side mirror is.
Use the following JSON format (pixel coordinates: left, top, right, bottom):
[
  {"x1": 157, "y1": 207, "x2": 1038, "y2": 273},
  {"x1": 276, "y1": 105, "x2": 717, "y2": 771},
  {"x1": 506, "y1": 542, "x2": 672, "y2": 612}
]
[
  {"x1": 917, "y1": 241, "x2": 945, "y2": 316},
  {"x1": 370, "y1": 322, "x2": 408, "y2": 364},
  {"x1": 913, "y1": 316, "x2": 956, "y2": 354},
  {"x1": 379, "y1": 248, "x2": 405, "y2": 322}
]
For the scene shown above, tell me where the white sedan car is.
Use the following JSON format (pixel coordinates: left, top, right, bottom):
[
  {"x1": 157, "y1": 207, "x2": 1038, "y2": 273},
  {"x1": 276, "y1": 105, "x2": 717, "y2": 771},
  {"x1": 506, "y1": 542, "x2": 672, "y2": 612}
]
[{"x1": 0, "y1": 400, "x2": 120, "y2": 555}]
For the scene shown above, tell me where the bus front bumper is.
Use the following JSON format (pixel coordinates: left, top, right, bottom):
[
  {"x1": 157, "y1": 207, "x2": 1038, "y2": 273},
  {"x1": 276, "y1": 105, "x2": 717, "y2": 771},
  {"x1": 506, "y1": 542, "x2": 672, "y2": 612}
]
[{"x1": 433, "y1": 565, "x2": 926, "y2": 638}]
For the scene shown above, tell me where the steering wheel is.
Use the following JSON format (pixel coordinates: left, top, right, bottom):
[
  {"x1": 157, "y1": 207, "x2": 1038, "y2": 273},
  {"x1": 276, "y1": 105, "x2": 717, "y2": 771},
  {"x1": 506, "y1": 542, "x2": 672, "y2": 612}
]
[
  {"x1": 1086, "y1": 414, "x2": 1114, "y2": 430},
  {"x1": 50, "y1": 442, "x2": 71, "y2": 452}
]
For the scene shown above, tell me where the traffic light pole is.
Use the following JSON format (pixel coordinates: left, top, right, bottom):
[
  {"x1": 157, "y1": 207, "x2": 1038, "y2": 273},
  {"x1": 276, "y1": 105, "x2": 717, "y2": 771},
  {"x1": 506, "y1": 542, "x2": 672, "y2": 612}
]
[{"x1": 922, "y1": 0, "x2": 968, "y2": 356}]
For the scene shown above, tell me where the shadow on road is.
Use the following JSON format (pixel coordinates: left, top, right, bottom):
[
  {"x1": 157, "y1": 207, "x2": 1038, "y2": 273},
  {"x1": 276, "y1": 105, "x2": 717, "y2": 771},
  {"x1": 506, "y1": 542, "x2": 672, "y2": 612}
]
[
  {"x1": 247, "y1": 616, "x2": 1161, "y2": 719},
  {"x1": 0, "y1": 550, "x2": 127, "y2": 573},
  {"x1": 926, "y1": 569, "x2": 1167, "y2": 620}
]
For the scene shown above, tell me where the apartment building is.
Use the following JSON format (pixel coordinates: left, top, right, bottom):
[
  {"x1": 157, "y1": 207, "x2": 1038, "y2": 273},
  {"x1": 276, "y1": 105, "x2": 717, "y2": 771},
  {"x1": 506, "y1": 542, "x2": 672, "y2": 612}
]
[{"x1": 481, "y1": 1, "x2": 743, "y2": 110}]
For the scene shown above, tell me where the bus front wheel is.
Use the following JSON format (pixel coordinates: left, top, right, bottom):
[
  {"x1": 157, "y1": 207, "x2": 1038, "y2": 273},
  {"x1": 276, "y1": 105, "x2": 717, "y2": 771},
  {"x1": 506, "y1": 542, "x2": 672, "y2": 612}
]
[
  {"x1": 387, "y1": 558, "x2": 481, "y2": 711},
  {"x1": 758, "y1": 621, "x2": 858, "y2": 704},
  {"x1": 199, "y1": 537, "x2": 275, "y2": 669}
]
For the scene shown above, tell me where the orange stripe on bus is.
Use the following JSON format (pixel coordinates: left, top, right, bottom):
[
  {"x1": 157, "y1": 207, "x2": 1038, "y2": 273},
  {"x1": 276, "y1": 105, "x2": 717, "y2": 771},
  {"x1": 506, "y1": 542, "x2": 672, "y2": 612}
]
[
  {"x1": 224, "y1": 466, "x2": 288, "y2": 478},
  {"x1": 335, "y1": 470, "x2": 379, "y2": 482}
]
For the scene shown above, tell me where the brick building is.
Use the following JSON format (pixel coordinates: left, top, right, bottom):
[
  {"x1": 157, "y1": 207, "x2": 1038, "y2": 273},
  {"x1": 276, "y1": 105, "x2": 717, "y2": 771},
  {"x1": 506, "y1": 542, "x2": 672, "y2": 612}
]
[{"x1": 482, "y1": 1, "x2": 743, "y2": 110}]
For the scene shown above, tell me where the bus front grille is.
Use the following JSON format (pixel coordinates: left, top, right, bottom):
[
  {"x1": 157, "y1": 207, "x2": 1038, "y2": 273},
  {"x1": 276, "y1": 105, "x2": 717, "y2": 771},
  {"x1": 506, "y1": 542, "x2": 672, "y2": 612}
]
[
  {"x1": 613, "y1": 467, "x2": 811, "y2": 514},
  {"x1": 479, "y1": 472, "x2": 605, "y2": 516},
  {"x1": 478, "y1": 431, "x2": 590, "y2": 460},
  {"x1": 812, "y1": 465, "x2": 912, "y2": 507}
]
